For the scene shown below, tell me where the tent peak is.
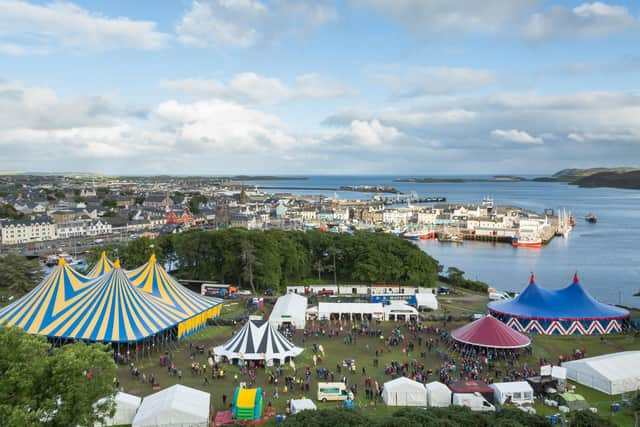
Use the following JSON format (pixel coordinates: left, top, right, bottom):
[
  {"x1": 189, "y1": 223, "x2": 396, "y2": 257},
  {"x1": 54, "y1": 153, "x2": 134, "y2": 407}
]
[
  {"x1": 529, "y1": 273, "x2": 536, "y2": 285},
  {"x1": 573, "y1": 272, "x2": 580, "y2": 284},
  {"x1": 58, "y1": 256, "x2": 66, "y2": 266},
  {"x1": 149, "y1": 253, "x2": 156, "y2": 263},
  {"x1": 113, "y1": 259, "x2": 121, "y2": 269}
]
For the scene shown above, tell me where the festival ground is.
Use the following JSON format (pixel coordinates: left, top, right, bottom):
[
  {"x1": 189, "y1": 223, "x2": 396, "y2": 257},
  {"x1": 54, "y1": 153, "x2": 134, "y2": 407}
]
[{"x1": 117, "y1": 302, "x2": 640, "y2": 427}]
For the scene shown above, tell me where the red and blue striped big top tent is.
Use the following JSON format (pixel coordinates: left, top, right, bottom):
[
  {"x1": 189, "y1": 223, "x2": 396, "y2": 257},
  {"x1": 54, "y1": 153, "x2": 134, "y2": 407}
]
[{"x1": 488, "y1": 273, "x2": 630, "y2": 335}]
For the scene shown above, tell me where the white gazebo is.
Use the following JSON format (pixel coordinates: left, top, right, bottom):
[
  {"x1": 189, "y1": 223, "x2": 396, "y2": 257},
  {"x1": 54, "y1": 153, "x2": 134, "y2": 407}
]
[
  {"x1": 425, "y1": 381, "x2": 452, "y2": 407},
  {"x1": 95, "y1": 392, "x2": 141, "y2": 426},
  {"x1": 382, "y1": 377, "x2": 427, "y2": 406},
  {"x1": 269, "y1": 293, "x2": 307, "y2": 329},
  {"x1": 132, "y1": 385, "x2": 210, "y2": 427}
]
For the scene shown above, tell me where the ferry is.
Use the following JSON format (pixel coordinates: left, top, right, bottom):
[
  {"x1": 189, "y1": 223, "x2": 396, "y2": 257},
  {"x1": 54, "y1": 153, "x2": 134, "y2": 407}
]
[{"x1": 511, "y1": 235, "x2": 542, "y2": 248}]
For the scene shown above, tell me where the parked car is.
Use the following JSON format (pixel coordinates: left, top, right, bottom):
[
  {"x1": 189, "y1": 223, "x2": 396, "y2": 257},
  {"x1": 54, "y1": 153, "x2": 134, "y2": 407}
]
[{"x1": 237, "y1": 289, "x2": 252, "y2": 296}]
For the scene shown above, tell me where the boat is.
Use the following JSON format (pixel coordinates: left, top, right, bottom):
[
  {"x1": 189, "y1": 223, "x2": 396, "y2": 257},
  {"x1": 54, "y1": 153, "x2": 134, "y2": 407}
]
[
  {"x1": 511, "y1": 234, "x2": 542, "y2": 248},
  {"x1": 44, "y1": 252, "x2": 82, "y2": 267},
  {"x1": 438, "y1": 232, "x2": 464, "y2": 244},
  {"x1": 585, "y1": 212, "x2": 597, "y2": 223},
  {"x1": 555, "y1": 208, "x2": 573, "y2": 238}
]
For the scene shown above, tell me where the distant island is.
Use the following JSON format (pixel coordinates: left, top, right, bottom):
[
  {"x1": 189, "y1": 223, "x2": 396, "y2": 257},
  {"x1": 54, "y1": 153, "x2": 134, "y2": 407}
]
[
  {"x1": 232, "y1": 175, "x2": 307, "y2": 181},
  {"x1": 533, "y1": 167, "x2": 640, "y2": 190},
  {"x1": 394, "y1": 176, "x2": 527, "y2": 183}
]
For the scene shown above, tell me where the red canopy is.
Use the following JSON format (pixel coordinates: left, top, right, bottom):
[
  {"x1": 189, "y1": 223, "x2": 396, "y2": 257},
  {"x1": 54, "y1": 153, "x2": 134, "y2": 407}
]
[{"x1": 451, "y1": 315, "x2": 531, "y2": 349}]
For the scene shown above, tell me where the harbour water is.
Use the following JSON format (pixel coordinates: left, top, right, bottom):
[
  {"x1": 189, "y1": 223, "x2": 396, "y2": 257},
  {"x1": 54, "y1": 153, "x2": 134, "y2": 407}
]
[{"x1": 249, "y1": 176, "x2": 640, "y2": 308}]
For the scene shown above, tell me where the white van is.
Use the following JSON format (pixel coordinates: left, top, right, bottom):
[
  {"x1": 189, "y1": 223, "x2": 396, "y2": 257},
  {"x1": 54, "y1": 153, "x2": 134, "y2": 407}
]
[
  {"x1": 452, "y1": 392, "x2": 495, "y2": 412},
  {"x1": 317, "y1": 382, "x2": 352, "y2": 402}
]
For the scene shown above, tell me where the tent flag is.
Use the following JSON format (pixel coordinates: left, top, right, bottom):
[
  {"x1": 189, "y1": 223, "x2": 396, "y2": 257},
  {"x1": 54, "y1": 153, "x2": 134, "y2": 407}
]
[{"x1": 87, "y1": 251, "x2": 115, "y2": 278}]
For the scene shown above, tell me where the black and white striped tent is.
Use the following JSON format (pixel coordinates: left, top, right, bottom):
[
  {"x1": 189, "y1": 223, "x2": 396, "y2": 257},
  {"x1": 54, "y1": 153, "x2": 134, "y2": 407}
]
[{"x1": 213, "y1": 319, "x2": 303, "y2": 366}]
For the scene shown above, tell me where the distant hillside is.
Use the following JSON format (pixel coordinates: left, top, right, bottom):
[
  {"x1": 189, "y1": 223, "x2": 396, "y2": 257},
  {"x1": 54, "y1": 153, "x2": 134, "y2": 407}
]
[
  {"x1": 550, "y1": 167, "x2": 638, "y2": 182},
  {"x1": 572, "y1": 170, "x2": 640, "y2": 189},
  {"x1": 532, "y1": 167, "x2": 640, "y2": 189}
]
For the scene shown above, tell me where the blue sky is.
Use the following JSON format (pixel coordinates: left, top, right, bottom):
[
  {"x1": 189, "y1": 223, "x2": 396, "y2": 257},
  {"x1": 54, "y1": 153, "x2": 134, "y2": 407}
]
[{"x1": 1, "y1": 0, "x2": 639, "y2": 174}]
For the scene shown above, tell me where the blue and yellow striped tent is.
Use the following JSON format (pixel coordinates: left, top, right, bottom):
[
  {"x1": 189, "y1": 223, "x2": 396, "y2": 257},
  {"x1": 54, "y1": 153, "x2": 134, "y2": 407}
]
[
  {"x1": 87, "y1": 251, "x2": 114, "y2": 278},
  {"x1": 38, "y1": 261, "x2": 186, "y2": 343},
  {"x1": 0, "y1": 257, "x2": 92, "y2": 334},
  {"x1": 127, "y1": 254, "x2": 222, "y2": 338}
]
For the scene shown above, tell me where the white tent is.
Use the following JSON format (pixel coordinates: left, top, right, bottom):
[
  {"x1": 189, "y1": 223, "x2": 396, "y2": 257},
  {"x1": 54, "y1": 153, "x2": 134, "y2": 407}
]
[
  {"x1": 425, "y1": 381, "x2": 452, "y2": 407},
  {"x1": 490, "y1": 381, "x2": 534, "y2": 405},
  {"x1": 382, "y1": 301, "x2": 419, "y2": 321},
  {"x1": 318, "y1": 302, "x2": 384, "y2": 321},
  {"x1": 563, "y1": 351, "x2": 640, "y2": 395},
  {"x1": 269, "y1": 293, "x2": 307, "y2": 329},
  {"x1": 95, "y1": 392, "x2": 141, "y2": 426},
  {"x1": 415, "y1": 293, "x2": 438, "y2": 310},
  {"x1": 132, "y1": 385, "x2": 210, "y2": 427},
  {"x1": 290, "y1": 398, "x2": 317, "y2": 415},
  {"x1": 382, "y1": 377, "x2": 427, "y2": 407},
  {"x1": 214, "y1": 319, "x2": 303, "y2": 366}
]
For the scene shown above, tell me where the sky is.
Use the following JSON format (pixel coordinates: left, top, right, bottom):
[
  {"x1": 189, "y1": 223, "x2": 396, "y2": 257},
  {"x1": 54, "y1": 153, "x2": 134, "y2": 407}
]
[{"x1": 0, "y1": 0, "x2": 639, "y2": 175}]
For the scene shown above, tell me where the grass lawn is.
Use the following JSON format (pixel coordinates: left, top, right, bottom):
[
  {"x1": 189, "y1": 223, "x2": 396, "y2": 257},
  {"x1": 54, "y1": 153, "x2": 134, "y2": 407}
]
[{"x1": 116, "y1": 302, "x2": 640, "y2": 426}]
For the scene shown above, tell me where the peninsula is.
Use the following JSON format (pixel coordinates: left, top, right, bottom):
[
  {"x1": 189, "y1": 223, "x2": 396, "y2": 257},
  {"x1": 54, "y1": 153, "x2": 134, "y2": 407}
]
[{"x1": 533, "y1": 168, "x2": 640, "y2": 190}]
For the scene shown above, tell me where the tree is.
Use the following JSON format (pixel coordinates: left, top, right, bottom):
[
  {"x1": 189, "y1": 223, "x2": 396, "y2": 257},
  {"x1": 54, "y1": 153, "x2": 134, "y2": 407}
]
[
  {"x1": 446, "y1": 267, "x2": 465, "y2": 286},
  {"x1": 134, "y1": 195, "x2": 145, "y2": 205},
  {"x1": 569, "y1": 410, "x2": 616, "y2": 427},
  {"x1": 0, "y1": 204, "x2": 21, "y2": 219},
  {"x1": 240, "y1": 239, "x2": 258, "y2": 293},
  {"x1": 188, "y1": 194, "x2": 208, "y2": 214},
  {"x1": 0, "y1": 254, "x2": 45, "y2": 293},
  {"x1": 0, "y1": 327, "x2": 117, "y2": 427}
]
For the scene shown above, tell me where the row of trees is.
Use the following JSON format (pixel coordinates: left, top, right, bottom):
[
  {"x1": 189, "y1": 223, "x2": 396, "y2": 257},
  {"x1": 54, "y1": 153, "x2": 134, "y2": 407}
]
[
  {"x1": 281, "y1": 407, "x2": 615, "y2": 427},
  {"x1": 89, "y1": 229, "x2": 443, "y2": 292}
]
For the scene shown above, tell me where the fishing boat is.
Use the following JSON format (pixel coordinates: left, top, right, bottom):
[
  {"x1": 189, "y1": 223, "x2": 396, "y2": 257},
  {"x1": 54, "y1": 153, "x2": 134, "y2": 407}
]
[
  {"x1": 585, "y1": 212, "x2": 597, "y2": 223},
  {"x1": 511, "y1": 234, "x2": 542, "y2": 248},
  {"x1": 44, "y1": 252, "x2": 82, "y2": 267},
  {"x1": 438, "y1": 233, "x2": 464, "y2": 244}
]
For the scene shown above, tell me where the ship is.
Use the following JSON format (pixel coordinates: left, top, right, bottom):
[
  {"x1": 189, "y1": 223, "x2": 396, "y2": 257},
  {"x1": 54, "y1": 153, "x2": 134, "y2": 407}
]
[
  {"x1": 511, "y1": 234, "x2": 542, "y2": 248},
  {"x1": 585, "y1": 212, "x2": 597, "y2": 223},
  {"x1": 402, "y1": 230, "x2": 435, "y2": 240}
]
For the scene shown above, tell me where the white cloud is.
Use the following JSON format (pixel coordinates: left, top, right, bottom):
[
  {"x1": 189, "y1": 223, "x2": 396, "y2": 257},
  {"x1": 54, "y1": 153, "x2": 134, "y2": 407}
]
[
  {"x1": 161, "y1": 72, "x2": 355, "y2": 104},
  {"x1": 492, "y1": 129, "x2": 543, "y2": 144},
  {"x1": 374, "y1": 66, "x2": 496, "y2": 96},
  {"x1": 177, "y1": 0, "x2": 336, "y2": 48},
  {"x1": 0, "y1": 0, "x2": 170, "y2": 54},
  {"x1": 525, "y1": 2, "x2": 637, "y2": 40},
  {"x1": 351, "y1": 0, "x2": 538, "y2": 36},
  {"x1": 346, "y1": 119, "x2": 402, "y2": 148},
  {"x1": 155, "y1": 99, "x2": 295, "y2": 152}
]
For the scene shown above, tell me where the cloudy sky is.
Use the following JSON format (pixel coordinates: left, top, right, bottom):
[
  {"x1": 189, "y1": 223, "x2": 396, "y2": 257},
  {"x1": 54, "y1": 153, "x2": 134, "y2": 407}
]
[{"x1": 1, "y1": 0, "x2": 639, "y2": 175}]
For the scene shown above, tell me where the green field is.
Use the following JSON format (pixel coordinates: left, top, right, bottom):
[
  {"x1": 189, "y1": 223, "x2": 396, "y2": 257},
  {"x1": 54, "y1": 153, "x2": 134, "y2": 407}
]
[{"x1": 116, "y1": 302, "x2": 640, "y2": 426}]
